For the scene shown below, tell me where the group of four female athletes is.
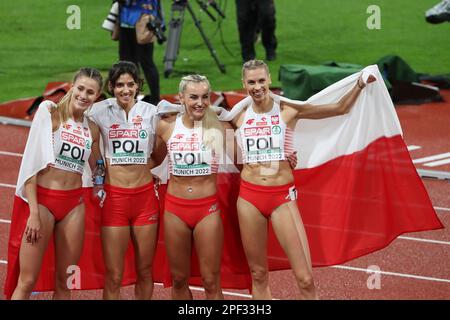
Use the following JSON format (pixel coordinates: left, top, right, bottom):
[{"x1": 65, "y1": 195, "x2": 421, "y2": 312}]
[{"x1": 7, "y1": 59, "x2": 372, "y2": 300}]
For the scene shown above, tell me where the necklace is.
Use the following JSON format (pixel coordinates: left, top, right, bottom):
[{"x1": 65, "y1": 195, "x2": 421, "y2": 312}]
[{"x1": 187, "y1": 187, "x2": 193, "y2": 193}]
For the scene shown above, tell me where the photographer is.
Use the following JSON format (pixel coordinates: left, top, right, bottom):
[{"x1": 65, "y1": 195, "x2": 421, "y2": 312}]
[{"x1": 117, "y1": 0, "x2": 164, "y2": 105}]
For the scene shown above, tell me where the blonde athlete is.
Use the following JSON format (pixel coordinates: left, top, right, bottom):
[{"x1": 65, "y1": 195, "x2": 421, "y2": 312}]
[
  {"x1": 231, "y1": 60, "x2": 375, "y2": 299},
  {"x1": 10, "y1": 68, "x2": 103, "y2": 299}
]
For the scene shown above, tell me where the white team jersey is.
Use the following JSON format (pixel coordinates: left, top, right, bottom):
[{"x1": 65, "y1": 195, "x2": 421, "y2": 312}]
[
  {"x1": 238, "y1": 101, "x2": 294, "y2": 163},
  {"x1": 50, "y1": 117, "x2": 92, "y2": 174},
  {"x1": 87, "y1": 98, "x2": 157, "y2": 165},
  {"x1": 167, "y1": 114, "x2": 219, "y2": 176}
]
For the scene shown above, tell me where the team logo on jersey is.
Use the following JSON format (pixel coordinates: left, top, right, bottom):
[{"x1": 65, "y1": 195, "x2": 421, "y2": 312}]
[
  {"x1": 272, "y1": 125, "x2": 281, "y2": 135},
  {"x1": 134, "y1": 123, "x2": 142, "y2": 130},
  {"x1": 271, "y1": 115, "x2": 279, "y2": 125},
  {"x1": 132, "y1": 115, "x2": 143, "y2": 124},
  {"x1": 209, "y1": 203, "x2": 218, "y2": 213},
  {"x1": 246, "y1": 119, "x2": 255, "y2": 125},
  {"x1": 139, "y1": 130, "x2": 148, "y2": 139},
  {"x1": 74, "y1": 125, "x2": 82, "y2": 135},
  {"x1": 174, "y1": 134, "x2": 184, "y2": 140},
  {"x1": 83, "y1": 127, "x2": 90, "y2": 137},
  {"x1": 256, "y1": 117, "x2": 268, "y2": 126},
  {"x1": 63, "y1": 123, "x2": 72, "y2": 130},
  {"x1": 110, "y1": 123, "x2": 120, "y2": 129}
]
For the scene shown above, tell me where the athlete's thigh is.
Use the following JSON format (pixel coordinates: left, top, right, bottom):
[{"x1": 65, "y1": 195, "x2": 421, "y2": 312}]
[
  {"x1": 101, "y1": 226, "x2": 131, "y2": 272},
  {"x1": 271, "y1": 201, "x2": 312, "y2": 272},
  {"x1": 18, "y1": 205, "x2": 55, "y2": 277},
  {"x1": 236, "y1": 197, "x2": 269, "y2": 268},
  {"x1": 130, "y1": 223, "x2": 158, "y2": 268},
  {"x1": 193, "y1": 213, "x2": 224, "y2": 274},
  {"x1": 54, "y1": 203, "x2": 85, "y2": 272},
  {"x1": 164, "y1": 211, "x2": 192, "y2": 277}
]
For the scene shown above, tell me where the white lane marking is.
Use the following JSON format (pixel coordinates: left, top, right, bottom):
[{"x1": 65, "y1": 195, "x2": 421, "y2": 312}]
[
  {"x1": 0, "y1": 151, "x2": 22, "y2": 157},
  {"x1": 0, "y1": 183, "x2": 16, "y2": 188},
  {"x1": 424, "y1": 158, "x2": 450, "y2": 167},
  {"x1": 435, "y1": 206, "x2": 450, "y2": 212},
  {"x1": 0, "y1": 260, "x2": 6, "y2": 264},
  {"x1": 7, "y1": 217, "x2": 450, "y2": 248},
  {"x1": 407, "y1": 145, "x2": 422, "y2": 151},
  {"x1": 331, "y1": 265, "x2": 450, "y2": 283},
  {"x1": 398, "y1": 236, "x2": 450, "y2": 246},
  {"x1": 413, "y1": 152, "x2": 450, "y2": 164}
]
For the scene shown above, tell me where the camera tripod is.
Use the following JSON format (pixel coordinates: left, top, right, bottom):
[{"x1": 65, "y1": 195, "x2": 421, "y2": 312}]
[{"x1": 163, "y1": 0, "x2": 226, "y2": 78}]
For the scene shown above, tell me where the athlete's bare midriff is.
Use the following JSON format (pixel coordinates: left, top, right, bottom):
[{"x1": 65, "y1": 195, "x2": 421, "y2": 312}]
[
  {"x1": 105, "y1": 159, "x2": 154, "y2": 188},
  {"x1": 167, "y1": 174, "x2": 217, "y2": 200},
  {"x1": 240, "y1": 160, "x2": 294, "y2": 186},
  {"x1": 37, "y1": 166, "x2": 82, "y2": 190}
]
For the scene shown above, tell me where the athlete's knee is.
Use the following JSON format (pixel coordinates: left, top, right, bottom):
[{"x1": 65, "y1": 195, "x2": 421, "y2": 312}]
[
  {"x1": 250, "y1": 266, "x2": 269, "y2": 285},
  {"x1": 296, "y1": 273, "x2": 315, "y2": 290},
  {"x1": 171, "y1": 273, "x2": 189, "y2": 290},
  {"x1": 54, "y1": 274, "x2": 71, "y2": 293},
  {"x1": 136, "y1": 264, "x2": 153, "y2": 281},
  {"x1": 17, "y1": 275, "x2": 38, "y2": 292},
  {"x1": 201, "y1": 272, "x2": 220, "y2": 294},
  {"x1": 105, "y1": 271, "x2": 123, "y2": 290}
]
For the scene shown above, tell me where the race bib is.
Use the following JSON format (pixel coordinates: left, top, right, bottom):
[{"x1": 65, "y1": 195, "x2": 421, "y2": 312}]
[
  {"x1": 54, "y1": 127, "x2": 91, "y2": 174},
  {"x1": 242, "y1": 125, "x2": 284, "y2": 163},
  {"x1": 169, "y1": 141, "x2": 213, "y2": 176},
  {"x1": 108, "y1": 128, "x2": 150, "y2": 165}
]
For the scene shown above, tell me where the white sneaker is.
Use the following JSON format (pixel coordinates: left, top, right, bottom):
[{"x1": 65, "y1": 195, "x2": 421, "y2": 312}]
[{"x1": 425, "y1": 0, "x2": 450, "y2": 24}]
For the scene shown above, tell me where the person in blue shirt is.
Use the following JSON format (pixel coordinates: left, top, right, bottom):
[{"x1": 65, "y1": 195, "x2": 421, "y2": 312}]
[{"x1": 118, "y1": 0, "x2": 163, "y2": 105}]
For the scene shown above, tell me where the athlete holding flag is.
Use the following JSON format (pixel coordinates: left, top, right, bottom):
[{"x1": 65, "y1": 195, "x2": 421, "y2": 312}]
[
  {"x1": 5, "y1": 68, "x2": 103, "y2": 299},
  {"x1": 87, "y1": 61, "x2": 166, "y2": 300}
]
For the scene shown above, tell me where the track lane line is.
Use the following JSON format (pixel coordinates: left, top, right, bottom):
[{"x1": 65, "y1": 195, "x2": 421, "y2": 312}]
[
  {"x1": 397, "y1": 236, "x2": 450, "y2": 245},
  {"x1": 331, "y1": 265, "x2": 450, "y2": 283},
  {"x1": 0, "y1": 151, "x2": 22, "y2": 157},
  {"x1": 0, "y1": 183, "x2": 16, "y2": 188}
]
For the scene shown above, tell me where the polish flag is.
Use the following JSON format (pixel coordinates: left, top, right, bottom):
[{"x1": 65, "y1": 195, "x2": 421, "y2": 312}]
[{"x1": 4, "y1": 66, "x2": 443, "y2": 298}]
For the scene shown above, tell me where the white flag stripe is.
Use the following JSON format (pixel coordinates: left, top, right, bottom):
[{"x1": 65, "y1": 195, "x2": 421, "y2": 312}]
[
  {"x1": 413, "y1": 152, "x2": 450, "y2": 164},
  {"x1": 407, "y1": 145, "x2": 422, "y2": 151},
  {"x1": 424, "y1": 158, "x2": 450, "y2": 167},
  {"x1": 294, "y1": 65, "x2": 403, "y2": 168}
]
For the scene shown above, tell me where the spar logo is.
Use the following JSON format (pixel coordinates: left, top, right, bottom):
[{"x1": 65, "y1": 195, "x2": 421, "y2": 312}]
[
  {"x1": 244, "y1": 126, "x2": 271, "y2": 137},
  {"x1": 272, "y1": 125, "x2": 281, "y2": 135},
  {"x1": 170, "y1": 142, "x2": 200, "y2": 151},
  {"x1": 139, "y1": 130, "x2": 148, "y2": 139},
  {"x1": 109, "y1": 129, "x2": 138, "y2": 139},
  {"x1": 61, "y1": 132, "x2": 85, "y2": 147}
]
